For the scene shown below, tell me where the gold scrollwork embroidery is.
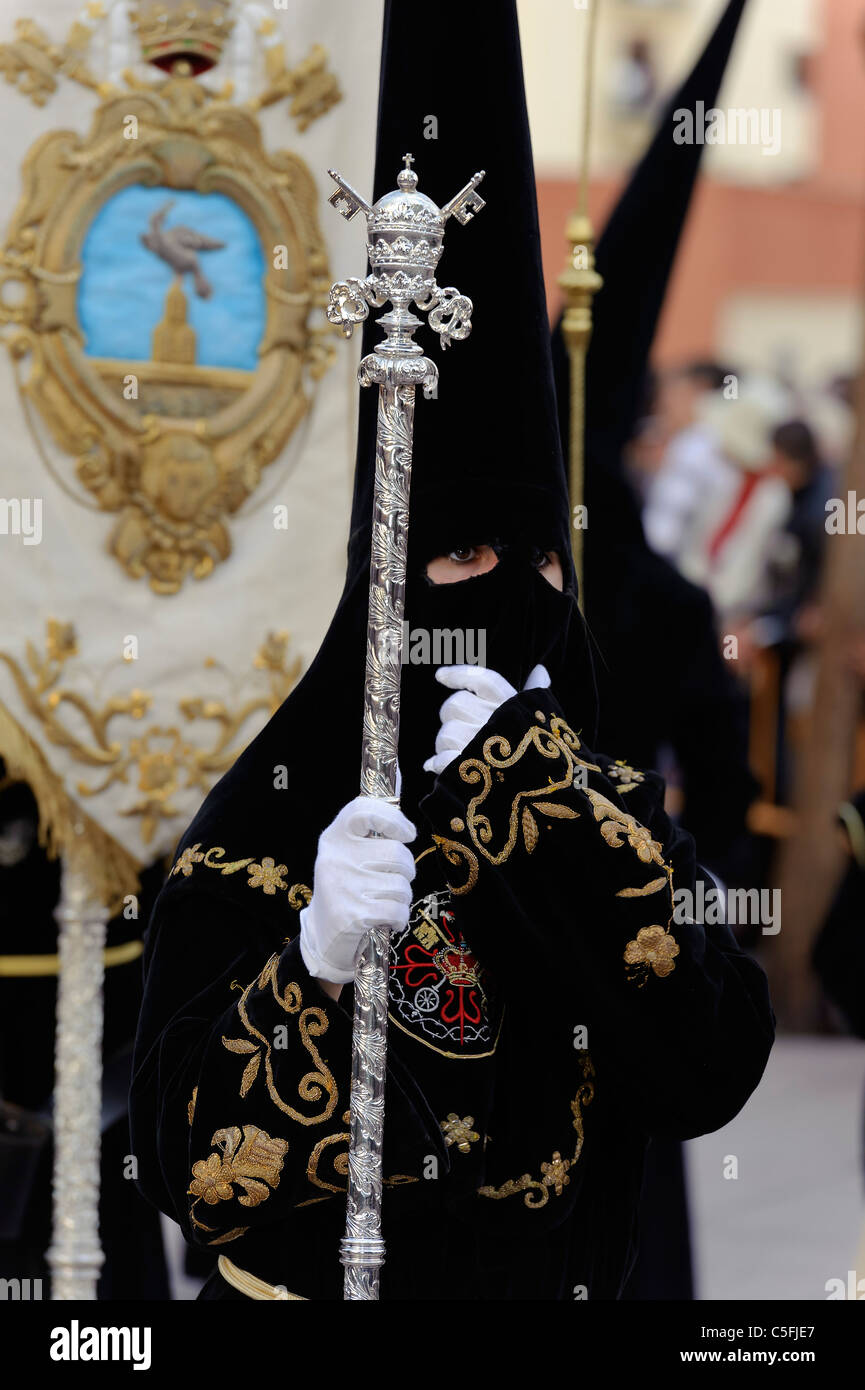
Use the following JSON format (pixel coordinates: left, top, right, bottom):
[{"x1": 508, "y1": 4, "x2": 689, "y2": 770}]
[
  {"x1": 1, "y1": 622, "x2": 302, "y2": 846},
  {"x1": 222, "y1": 957, "x2": 338, "y2": 1126},
  {"x1": 303, "y1": 1109, "x2": 418, "y2": 1199},
  {"x1": 306, "y1": 1111, "x2": 352, "y2": 1194},
  {"x1": 584, "y1": 788, "x2": 668, "y2": 870},
  {"x1": 434, "y1": 715, "x2": 596, "y2": 895},
  {"x1": 477, "y1": 1056, "x2": 595, "y2": 1209},
  {"x1": 458, "y1": 717, "x2": 595, "y2": 868},
  {"x1": 431, "y1": 834, "x2": 479, "y2": 896}
]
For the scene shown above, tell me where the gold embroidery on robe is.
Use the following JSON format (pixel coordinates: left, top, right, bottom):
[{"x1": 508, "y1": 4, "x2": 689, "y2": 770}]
[
  {"x1": 168, "y1": 841, "x2": 310, "y2": 908},
  {"x1": 458, "y1": 716, "x2": 594, "y2": 867},
  {"x1": 606, "y1": 761, "x2": 646, "y2": 794},
  {"x1": 584, "y1": 788, "x2": 669, "y2": 869},
  {"x1": 188, "y1": 1124, "x2": 288, "y2": 1211},
  {"x1": 478, "y1": 1056, "x2": 595, "y2": 1208},
  {"x1": 623, "y1": 925, "x2": 680, "y2": 985},
  {"x1": 222, "y1": 957, "x2": 338, "y2": 1125},
  {"x1": 303, "y1": 1110, "x2": 418, "y2": 1199},
  {"x1": 435, "y1": 715, "x2": 594, "y2": 894},
  {"x1": 432, "y1": 834, "x2": 479, "y2": 896},
  {"x1": 441, "y1": 1113, "x2": 480, "y2": 1153},
  {"x1": 206, "y1": 1227, "x2": 249, "y2": 1246}
]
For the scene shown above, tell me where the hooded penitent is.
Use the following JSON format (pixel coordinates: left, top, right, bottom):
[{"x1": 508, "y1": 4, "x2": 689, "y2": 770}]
[
  {"x1": 554, "y1": 0, "x2": 757, "y2": 876},
  {"x1": 131, "y1": 0, "x2": 773, "y2": 1302}
]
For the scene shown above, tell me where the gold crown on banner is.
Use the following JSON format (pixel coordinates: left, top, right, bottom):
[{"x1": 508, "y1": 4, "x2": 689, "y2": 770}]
[{"x1": 131, "y1": 0, "x2": 234, "y2": 71}]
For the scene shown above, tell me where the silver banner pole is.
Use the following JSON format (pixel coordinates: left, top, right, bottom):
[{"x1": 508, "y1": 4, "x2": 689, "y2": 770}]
[
  {"x1": 46, "y1": 847, "x2": 108, "y2": 1299},
  {"x1": 326, "y1": 153, "x2": 484, "y2": 1299}
]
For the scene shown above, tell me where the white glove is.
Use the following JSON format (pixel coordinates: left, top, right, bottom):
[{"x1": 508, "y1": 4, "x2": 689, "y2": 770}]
[
  {"x1": 299, "y1": 796, "x2": 417, "y2": 984},
  {"x1": 423, "y1": 663, "x2": 551, "y2": 776}
]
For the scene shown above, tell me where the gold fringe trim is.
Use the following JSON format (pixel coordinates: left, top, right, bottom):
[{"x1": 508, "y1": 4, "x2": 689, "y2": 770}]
[{"x1": 0, "y1": 698, "x2": 141, "y2": 913}]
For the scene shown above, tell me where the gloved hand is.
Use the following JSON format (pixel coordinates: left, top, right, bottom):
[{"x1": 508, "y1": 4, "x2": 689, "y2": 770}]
[
  {"x1": 423, "y1": 663, "x2": 551, "y2": 776},
  {"x1": 299, "y1": 795, "x2": 417, "y2": 984}
]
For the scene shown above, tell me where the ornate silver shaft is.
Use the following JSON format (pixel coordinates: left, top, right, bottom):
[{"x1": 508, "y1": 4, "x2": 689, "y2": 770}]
[
  {"x1": 328, "y1": 154, "x2": 482, "y2": 1301},
  {"x1": 46, "y1": 857, "x2": 108, "y2": 1299},
  {"x1": 341, "y1": 377, "x2": 416, "y2": 1300}
]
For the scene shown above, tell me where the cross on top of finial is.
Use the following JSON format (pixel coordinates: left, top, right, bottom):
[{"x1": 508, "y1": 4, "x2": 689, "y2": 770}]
[{"x1": 397, "y1": 152, "x2": 418, "y2": 191}]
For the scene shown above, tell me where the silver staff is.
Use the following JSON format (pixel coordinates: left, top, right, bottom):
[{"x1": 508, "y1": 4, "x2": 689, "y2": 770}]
[
  {"x1": 327, "y1": 153, "x2": 484, "y2": 1300},
  {"x1": 46, "y1": 852, "x2": 109, "y2": 1299}
]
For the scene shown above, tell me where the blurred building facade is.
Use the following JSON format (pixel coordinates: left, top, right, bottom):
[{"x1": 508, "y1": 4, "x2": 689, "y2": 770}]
[{"x1": 520, "y1": 0, "x2": 865, "y2": 389}]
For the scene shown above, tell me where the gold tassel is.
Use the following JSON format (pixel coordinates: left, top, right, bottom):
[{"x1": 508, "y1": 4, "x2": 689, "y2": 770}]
[{"x1": 557, "y1": 0, "x2": 604, "y2": 600}]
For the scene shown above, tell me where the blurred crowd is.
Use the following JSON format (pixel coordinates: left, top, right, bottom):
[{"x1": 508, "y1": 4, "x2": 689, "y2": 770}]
[{"x1": 626, "y1": 360, "x2": 855, "y2": 808}]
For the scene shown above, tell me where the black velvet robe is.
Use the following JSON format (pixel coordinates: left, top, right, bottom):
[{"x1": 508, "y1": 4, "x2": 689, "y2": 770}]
[{"x1": 131, "y1": 687, "x2": 773, "y2": 1300}]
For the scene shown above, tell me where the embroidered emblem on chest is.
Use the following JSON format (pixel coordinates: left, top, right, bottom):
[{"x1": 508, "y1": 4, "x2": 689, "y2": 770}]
[{"x1": 387, "y1": 889, "x2": 502, "y2": 1058}]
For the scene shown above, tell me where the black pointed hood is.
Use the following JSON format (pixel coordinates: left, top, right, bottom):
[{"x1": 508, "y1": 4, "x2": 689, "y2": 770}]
[
  {"x1": 155, "y1": 0, "x2": 598, "y2": 938},
  {"x1": 352, "y1": 0, "x2": 599, "y2": 811},
  {"x1": 349, "y1": 0, "x2": 576, "y2": 588}
]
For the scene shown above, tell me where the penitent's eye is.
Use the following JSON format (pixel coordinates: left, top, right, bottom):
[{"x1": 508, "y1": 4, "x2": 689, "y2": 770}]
[
  {"x1": 530, "y1": 548, "x2": 553, "y2": 570},
  {"x1": 448, "y1": 547, "x2": 477, "y2": 564}
]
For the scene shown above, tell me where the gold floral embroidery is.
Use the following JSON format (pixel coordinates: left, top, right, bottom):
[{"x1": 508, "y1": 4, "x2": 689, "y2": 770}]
[
  {"x1": 623, "y1": 925, "x2": 679, "y2": 984},
  {"x1": 432, "y1": 834, "x2": 479, "y2": 896},
  {"x1": 246, "y1": 857, "x2": 288, "y2": 895},
  {"x1": 187, "y1": 1086, "x2": 198, "y2": 1126},
  {"x1": 540, "y1": 1152, "x2": 571, "y2": 1197},
  {"x1": 222, "y1": 957, "x2": 338, "y2": 1125},
  {"x1": 584, "y1": 789, "x2": 667, "y2": 869},
  {"x1": 168, "y1": 842, "x2": 310, "y2": 908},
  {"x1": 203, "y1": 848, "x2": 255, "y2": 874},
  {"x1": 606, "y1": 761, "x2": 646, "y2": 794},
  {"x1": 188, "y1": 1125, "x2": 288, "y2": 1211},
  {"x1": 441, "y1": 1113, "x2": 480, "y2": 1153},
  {"x1": 478, "y1": 1056, "x2": 595, "y2": 1209},
  {"x1": 173, "y1": 844, "x2": 204, "y2": 877}
]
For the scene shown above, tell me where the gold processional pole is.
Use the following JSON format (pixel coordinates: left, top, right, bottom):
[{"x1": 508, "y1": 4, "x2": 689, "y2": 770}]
[{"x1": 557, "y1": 0, "x2": 603, "y2": 597}]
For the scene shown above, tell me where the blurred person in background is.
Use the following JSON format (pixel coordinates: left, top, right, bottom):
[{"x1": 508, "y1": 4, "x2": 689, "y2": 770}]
[
  {"x1": 742, "y1": 419, "x2": 834, "y2": 800},
  {"x1": 759, "y1": 418, "x2": 834, "y2": 644},
  {"x1": 642, "y1": 360, "x2": 737, "y2": 564},
  {"x1": 676, "y1": 383, "x2": 794, "y2": 625},
  {"x1": 609, "y1": 37, "x2": 659, "y2": 116}
]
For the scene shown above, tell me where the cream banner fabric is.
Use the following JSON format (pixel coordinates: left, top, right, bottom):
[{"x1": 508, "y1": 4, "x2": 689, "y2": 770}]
[{"x1": 0, "y1": 0, "x2": 383, "y2": 902}]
